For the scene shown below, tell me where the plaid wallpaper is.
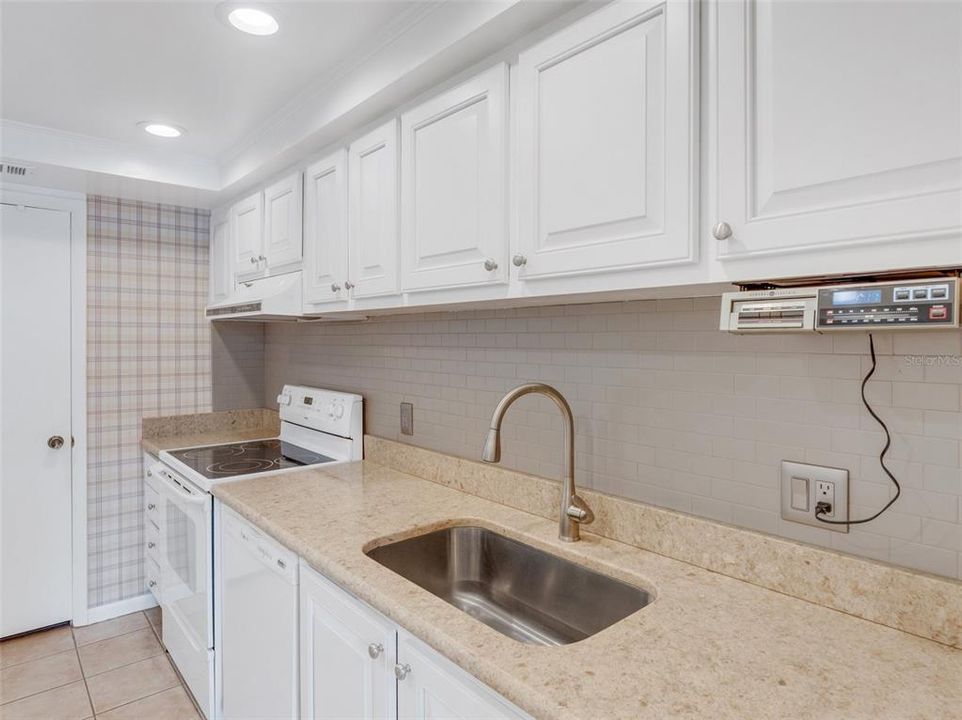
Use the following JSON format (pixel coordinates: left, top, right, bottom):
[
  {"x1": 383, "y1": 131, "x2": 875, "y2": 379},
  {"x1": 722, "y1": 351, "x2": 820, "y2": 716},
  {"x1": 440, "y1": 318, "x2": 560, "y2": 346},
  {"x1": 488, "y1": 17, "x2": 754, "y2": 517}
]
[{"x1": 87, "y1": 196, "x2": 212, "y2": 608}]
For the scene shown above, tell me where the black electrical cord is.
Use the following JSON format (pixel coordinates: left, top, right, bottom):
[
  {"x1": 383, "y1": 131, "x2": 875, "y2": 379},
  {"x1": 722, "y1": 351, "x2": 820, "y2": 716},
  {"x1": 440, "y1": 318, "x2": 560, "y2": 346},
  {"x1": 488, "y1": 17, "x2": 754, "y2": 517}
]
[{"x1": 815, "y1": 333, "x2": 900, "y2": 526}]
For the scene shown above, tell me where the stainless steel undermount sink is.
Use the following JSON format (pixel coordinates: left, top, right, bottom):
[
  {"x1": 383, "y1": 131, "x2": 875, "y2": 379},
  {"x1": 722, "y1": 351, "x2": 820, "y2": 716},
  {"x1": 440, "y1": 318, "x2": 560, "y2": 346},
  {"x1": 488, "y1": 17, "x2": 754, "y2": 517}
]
[{"x1": 365, "y1": 525, "x2": 652, "y2": 646}]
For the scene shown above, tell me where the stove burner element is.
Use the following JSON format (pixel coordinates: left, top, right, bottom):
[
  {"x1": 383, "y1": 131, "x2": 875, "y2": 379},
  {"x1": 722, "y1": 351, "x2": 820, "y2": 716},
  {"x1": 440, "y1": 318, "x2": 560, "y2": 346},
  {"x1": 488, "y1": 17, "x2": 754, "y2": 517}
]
[
  {"x1": 207, "y1": 458, "x2": 277, "y2": 475},
  {"x1": 180, "y1": 445, "x2": 244, "y2": 461},
  {"x1": 166, "y1": 438, "x2": 337, "y2": 480}
]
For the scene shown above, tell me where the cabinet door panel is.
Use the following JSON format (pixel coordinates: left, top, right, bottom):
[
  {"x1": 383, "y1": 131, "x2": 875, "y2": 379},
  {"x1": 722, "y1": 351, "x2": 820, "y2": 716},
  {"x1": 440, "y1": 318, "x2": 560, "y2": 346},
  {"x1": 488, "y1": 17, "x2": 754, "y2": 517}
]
[
  {"x1": 299, "y1": 563, "x2": 396, "y2": 720},
  {"x1": 397, "y1": 632, "x2": 530, "y2": 720},
  {"x1": 304, "y1": 151, "x2": 350, "y2": 306},
  {"x1": 230, "y1": 191, "x2": 263, "y2": 279},
  {"x1": 264, "y1": 172, "x2": 303, "y2": 271},
  {"x1": 349, "y1": 120, "x2": 399, "y2": 298},
  {"x1": 517, "y1": 0, "x2": 696, "y2": 280},
  {"x1": 208, "y1": 209, "x2": 231, "y2": 304},
  {"x1": 711, "y1": 0, "x2": 962, "y2": 262},
  {"x1": 401, "y1": 64, "x2": 508, "y2": 291}
]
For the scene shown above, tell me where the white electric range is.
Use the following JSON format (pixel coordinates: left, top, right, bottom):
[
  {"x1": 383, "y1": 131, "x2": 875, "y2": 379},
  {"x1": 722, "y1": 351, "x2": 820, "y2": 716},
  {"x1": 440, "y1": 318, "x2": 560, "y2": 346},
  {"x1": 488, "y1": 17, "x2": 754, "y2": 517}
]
[{"x1": 148, "y1": 385, "x2": 363, "y2": 719}]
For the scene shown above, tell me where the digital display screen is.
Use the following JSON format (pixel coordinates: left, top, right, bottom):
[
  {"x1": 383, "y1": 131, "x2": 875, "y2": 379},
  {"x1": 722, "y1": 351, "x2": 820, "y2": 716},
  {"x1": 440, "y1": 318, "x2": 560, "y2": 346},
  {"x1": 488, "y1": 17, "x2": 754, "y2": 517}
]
[
  {"x1": 833, "y1": 290, "x2": 882, "y2": 306},
  {"x1": 303, "y1": 396, "x2": 313, "y2": 405}
]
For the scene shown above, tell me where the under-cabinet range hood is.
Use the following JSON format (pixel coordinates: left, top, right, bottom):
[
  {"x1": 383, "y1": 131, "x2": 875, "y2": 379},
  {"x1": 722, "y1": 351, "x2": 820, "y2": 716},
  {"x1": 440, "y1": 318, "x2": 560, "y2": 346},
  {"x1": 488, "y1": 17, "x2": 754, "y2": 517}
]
[{"x1": 206, "y1": 271, "x2": 303, "y2": 321}]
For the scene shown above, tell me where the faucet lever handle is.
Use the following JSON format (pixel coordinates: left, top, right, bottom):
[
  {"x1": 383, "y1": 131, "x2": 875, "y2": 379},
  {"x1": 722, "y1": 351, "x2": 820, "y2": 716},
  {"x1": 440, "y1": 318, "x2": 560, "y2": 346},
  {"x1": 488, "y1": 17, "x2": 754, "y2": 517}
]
[{"x1": 566, "y1": 495, "x2": 595, "y2": 524}]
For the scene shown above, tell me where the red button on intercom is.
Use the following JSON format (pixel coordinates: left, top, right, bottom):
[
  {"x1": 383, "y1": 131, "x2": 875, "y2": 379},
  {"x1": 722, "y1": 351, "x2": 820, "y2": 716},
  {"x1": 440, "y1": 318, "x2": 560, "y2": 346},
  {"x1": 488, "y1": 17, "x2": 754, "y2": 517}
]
[{"x1": 929, "y1": 306, "x2": 947, "y2": 320}]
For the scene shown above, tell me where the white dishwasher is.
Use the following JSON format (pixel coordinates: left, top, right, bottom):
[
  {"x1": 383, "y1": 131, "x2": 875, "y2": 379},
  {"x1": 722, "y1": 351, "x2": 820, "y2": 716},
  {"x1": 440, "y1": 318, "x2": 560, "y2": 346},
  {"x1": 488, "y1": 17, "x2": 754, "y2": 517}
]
[{"x1": 218, "y1": 505, "x2": 298, "y2": 720}]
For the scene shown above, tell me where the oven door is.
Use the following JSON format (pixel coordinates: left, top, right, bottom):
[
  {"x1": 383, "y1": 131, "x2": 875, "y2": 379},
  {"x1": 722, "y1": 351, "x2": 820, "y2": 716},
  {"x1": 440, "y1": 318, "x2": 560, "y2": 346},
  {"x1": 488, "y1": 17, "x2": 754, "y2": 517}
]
[{"x1": 155, "y1": 464, "x2": 213, "y2": 718}]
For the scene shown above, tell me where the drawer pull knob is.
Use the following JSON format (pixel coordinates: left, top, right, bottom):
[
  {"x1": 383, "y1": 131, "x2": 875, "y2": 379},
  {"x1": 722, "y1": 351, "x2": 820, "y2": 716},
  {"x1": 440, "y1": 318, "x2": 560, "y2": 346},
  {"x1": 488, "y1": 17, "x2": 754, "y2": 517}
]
[
  {"x1": 394, "y1": 663, "x2": 411, "y2": 681},
  {"x1": 368, "y1": 642, "x2": 383, "y2": 659}
]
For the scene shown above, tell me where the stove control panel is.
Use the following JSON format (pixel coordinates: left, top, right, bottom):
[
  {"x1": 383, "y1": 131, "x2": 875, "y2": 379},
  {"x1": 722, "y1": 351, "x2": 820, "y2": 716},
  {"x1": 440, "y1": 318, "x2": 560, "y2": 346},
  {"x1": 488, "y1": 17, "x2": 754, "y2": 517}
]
[
  {"x1": 277, "y1": 385, "x2": 364, "y2": 440},
  {"x1": 816, "y1": 279, "x2": 959, "y2": 330}
]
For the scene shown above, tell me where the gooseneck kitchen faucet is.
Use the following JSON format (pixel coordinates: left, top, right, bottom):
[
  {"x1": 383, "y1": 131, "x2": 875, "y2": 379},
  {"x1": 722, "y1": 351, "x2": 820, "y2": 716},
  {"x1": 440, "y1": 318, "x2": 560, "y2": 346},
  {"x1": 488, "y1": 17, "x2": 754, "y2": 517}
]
[{"x1": 481, "y1": 383, "x2": 594, "y2": 542}]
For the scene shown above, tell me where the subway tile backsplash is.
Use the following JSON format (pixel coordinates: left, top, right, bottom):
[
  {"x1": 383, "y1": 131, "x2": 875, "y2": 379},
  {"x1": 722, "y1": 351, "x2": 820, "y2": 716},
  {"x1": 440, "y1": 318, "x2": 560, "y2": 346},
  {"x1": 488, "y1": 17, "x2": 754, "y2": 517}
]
[{"x1": 252, "y1": 297, "x2": 962, "y2": 580}]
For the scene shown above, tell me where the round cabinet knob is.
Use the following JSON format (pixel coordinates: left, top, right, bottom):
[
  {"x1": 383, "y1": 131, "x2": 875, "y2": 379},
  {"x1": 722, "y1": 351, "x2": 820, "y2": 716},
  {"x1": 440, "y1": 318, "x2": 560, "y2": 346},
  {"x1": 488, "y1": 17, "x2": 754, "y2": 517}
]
[
  {"x1": 147, "y1": 503, "x2": 156, "y2": 511},
  {"x1": 146, "y1": 469, "x2": 152, "y2": 477},
  {"x1": 148, "y1": 580, "x2": 157, "y2": 588},
  {"x1": 47, "y1": 435, "x2": 64, "y2": 449},
  {"x1": 368, "y1": 642, "x2": 383, "y2": 659},
  {"x1": 344, "y1": 280, "x2": 355, "y2": 290},
  {"x1": 258, "y1": 255, "x2": 266, "y2": 262},
  {"x1": 394, "y1": 663, "x2": 411, "y2": 681},
  {"x1": 331, "y1": 283, "x2": 341, "y2": 293},
  {"x1": 512, "y1": 254, "x2": 527, "y2": 267},
  {"x1": 147, "y1": 541, "x2": 156, "y2": 549},
  {"x1": 249, "y1": 257, "x2": 258, "y2": 265},
  {"x1": 483, "y1": 258, "x2": 498, "y2": 271},
  {"x1": 712, "y1": 222, "x2": 733, "y2": 241}
]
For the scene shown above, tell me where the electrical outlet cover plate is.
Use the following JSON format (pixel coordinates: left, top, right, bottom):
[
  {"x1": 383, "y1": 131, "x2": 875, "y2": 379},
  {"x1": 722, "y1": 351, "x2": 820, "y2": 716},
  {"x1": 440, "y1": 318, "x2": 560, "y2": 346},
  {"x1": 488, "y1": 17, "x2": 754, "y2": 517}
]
[{"x1": 780, "y1": 460, "x2": 849, "y2": 534}]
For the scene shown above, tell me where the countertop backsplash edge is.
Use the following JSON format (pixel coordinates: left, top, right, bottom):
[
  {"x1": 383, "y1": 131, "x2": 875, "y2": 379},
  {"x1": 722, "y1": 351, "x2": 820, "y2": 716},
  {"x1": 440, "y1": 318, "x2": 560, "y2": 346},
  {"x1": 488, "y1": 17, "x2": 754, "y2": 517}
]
[{"x1": 364, "y1": 434, "x2": 962, "y2": 648}]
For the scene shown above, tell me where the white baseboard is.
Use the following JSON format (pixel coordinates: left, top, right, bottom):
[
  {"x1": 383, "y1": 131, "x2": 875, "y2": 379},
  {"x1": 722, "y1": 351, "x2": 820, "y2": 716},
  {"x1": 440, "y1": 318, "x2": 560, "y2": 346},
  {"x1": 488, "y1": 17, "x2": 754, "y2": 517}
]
[{"x1": 81, "y1": 593, "x2": 158, "y2": 626}]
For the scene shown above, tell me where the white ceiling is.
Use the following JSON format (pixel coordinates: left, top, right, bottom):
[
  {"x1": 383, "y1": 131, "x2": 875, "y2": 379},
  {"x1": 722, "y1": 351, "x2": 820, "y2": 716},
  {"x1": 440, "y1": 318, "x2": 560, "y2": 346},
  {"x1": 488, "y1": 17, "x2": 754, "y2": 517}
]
[
  {"x1": 0, "y1": 1, "x2": 423, "y2": 158},
  {"x1": 0, "y1": 0, "x2": 583, "y2": 205}
]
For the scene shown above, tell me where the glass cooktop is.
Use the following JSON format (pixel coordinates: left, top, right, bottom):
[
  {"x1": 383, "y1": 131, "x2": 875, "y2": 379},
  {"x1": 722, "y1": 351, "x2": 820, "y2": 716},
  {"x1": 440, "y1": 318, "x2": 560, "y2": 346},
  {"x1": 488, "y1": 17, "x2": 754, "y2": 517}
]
[{"x1": 167, "y1": 439, "x2": 336, "y2": 479}]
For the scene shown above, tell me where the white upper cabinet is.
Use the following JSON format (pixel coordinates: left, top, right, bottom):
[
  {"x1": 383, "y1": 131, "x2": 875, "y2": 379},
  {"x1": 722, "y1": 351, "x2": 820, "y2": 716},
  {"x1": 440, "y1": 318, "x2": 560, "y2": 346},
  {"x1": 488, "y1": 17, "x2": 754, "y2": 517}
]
[
  {"x1": 303, "y1": 150, "x2": 350, "y2": 307},
  {"x1": 400, "y1": 64, "x2": 508, "y2": 292},
  {"x1": 209, "y1": 209, "x2": 231, "y2": 304},
  {"x1": 299, "y1": 563, "x2": 396, "y2": 720},
  {"x1": 709, "y1": 0, "x2": 962, "y2": 271},
  {"x1": 516, "y1": 0, "x2": 697, "y2": 282},
  {"x1": 264, "y1": 172, "x2": 304, "y2": 272},
  {"x1": 349, "y1": 119, "x2": 399, "y2": 299},
  {"x1": 230, "y1": 190, "x2": 264, "y2": 280}
]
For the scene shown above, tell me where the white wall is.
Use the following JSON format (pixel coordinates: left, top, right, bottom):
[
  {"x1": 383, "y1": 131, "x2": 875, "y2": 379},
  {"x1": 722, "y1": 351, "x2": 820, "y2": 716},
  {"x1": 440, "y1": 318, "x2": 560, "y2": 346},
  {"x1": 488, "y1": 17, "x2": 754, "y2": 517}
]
[{"x1": 256, "y1": 298, "x2": 962, "y2": 580}]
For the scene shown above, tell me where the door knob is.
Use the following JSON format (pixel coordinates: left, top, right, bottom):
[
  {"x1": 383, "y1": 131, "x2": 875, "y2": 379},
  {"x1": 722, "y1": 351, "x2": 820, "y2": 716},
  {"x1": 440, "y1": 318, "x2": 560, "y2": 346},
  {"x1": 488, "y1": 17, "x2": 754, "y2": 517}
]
[
  {"x1": 483, "y1": 258, "x2": 498, "y2": 271},
  {"x1": 367, "y1": 642, "x2": 383, "y2": 659},
  {"x1": 394, "y1": 663, "x2": 411, "y2": 681},
  {"x1": 331, "y1": 283, "x2": 341, "y2": 293},
  {"x1": 712, "y1": 222, "x2": 733, "y2": 240},
  {"x1": 344, "y1": 280, "x2": 355, "y2": 290},
  {"x1": 512, "y1": 254, "x2": 527, "y2": 267},
  {"x1": 47, "y1": 435, "x2": 64, "y2": 449}
]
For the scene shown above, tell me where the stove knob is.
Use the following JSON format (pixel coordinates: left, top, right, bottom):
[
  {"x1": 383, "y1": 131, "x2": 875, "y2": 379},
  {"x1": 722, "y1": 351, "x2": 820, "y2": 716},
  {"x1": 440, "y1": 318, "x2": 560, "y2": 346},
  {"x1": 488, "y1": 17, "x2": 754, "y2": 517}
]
[{"x1": 334, "y1": 404, "x2": 344, "y2": 419}]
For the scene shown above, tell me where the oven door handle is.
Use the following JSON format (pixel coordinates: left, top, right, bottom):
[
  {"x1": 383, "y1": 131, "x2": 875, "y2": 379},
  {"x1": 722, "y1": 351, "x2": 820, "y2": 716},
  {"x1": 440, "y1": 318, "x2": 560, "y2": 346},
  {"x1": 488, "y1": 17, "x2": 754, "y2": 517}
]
[{"x1": 156, "y1": 469, "x2": 208, "y2": 504}]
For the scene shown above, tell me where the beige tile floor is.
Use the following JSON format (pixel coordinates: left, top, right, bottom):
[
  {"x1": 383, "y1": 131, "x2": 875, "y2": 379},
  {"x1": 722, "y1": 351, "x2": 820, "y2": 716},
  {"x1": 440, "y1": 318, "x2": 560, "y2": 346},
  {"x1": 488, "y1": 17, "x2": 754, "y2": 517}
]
[{"x1": 0, "y1": 608, "x2": 201, "y2": 720}]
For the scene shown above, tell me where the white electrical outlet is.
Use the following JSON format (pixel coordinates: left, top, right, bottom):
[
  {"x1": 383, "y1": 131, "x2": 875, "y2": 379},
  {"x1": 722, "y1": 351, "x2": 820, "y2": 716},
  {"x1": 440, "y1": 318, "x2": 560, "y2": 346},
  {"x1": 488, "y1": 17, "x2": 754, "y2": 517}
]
[
  {"x1": 780, "y1": 461, "x2": 849, "y2": 533},
  {"x1": 815, "y1": 480, "x2": 835, "y2": 518}
]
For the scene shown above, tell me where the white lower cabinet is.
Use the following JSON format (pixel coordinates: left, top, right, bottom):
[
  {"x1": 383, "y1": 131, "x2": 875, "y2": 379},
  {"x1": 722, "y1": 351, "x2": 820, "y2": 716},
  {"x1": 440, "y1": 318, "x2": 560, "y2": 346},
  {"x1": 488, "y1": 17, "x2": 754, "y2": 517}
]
[
  {"x1": 299, "y1": 562, "x2": 396, "y2": 719},
  {"x1": 396, "y1": 631, "x2": 529, "y2": 720},
  {"x1": 298, "y1": 561, "x2": 530, "y2": 720}
]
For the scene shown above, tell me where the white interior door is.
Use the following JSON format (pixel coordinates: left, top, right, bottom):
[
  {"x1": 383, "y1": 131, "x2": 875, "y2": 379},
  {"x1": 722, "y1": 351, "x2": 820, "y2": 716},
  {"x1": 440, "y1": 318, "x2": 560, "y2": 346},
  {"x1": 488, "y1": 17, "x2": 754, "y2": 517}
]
[
  {"x1": 303, "y1": 150, "x2": 350, "y2": 306},
  {"x1": 1, "y1": 202, "x2": 73, "y2": 638},
  {"x1": 348, "y1": 119, "x2": 399, "y2": 298},
  {"x1": 400, "y1": 63, "x2": 508, "y2": 292}
]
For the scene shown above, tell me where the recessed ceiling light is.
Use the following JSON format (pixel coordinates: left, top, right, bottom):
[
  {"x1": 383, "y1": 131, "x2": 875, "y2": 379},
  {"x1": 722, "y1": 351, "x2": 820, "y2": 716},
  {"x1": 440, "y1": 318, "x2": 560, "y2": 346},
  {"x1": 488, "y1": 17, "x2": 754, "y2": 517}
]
[
  {"x1": 227, "y1": 7, "x2": 279, "y2": 35},
  {"x1": 139, "y1": 122, "x2": 184, "y2": 138}
]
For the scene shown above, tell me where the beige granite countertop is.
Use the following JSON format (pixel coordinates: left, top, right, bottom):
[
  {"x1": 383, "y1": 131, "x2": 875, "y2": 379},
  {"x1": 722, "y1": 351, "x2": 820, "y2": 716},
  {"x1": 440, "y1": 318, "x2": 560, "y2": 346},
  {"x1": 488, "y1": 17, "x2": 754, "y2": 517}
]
[
  {"x1": 141, "y1": 409, "x2": 279, "y2": 456},
  {"x1": 212, "y1": 460, "x2": 962, "y2": 720}
]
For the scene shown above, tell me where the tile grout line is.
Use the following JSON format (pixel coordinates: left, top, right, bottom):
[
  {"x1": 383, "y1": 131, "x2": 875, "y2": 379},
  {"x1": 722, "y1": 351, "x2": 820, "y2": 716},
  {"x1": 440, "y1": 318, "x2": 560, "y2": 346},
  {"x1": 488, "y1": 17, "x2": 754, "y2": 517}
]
[{"x1": 71, "y1": 624, "x2": 96, "y2": 719}]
